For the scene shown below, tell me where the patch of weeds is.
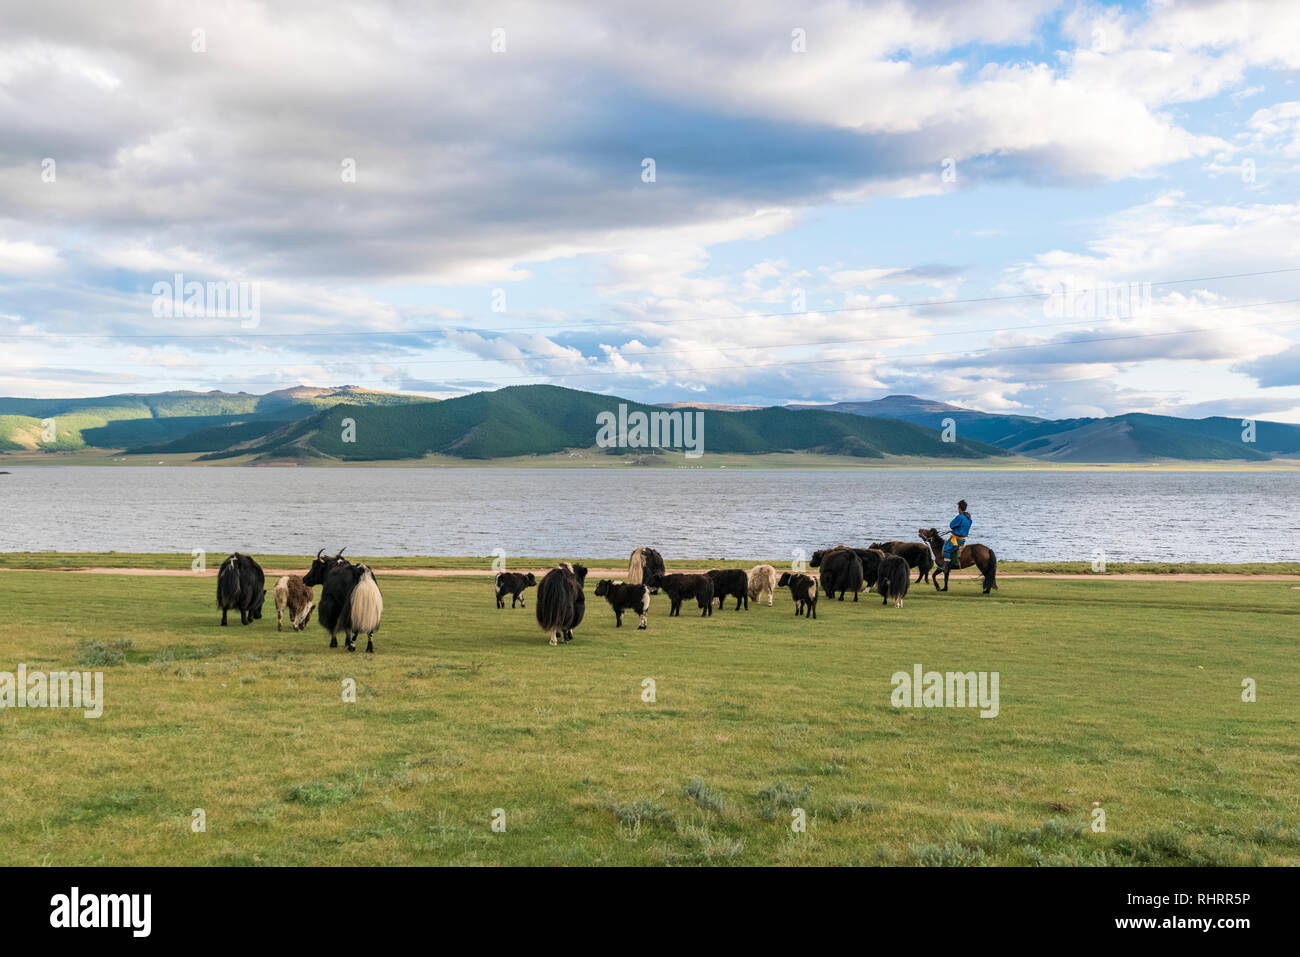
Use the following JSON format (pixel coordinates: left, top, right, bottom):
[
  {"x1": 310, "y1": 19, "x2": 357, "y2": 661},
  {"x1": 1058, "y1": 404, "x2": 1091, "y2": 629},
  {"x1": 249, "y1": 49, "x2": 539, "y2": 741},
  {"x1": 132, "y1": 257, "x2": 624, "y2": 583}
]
[
  {"x1": 284, "y1": 779, "x2": 364, "y2": 807},
  {"x1": 827, "y1": 797, "x2": 875, "y2": 822},
  {"x1": 910, "y1": 841, "x2": 988, "y2": 867},
  {"x1": 607, "y1": 797, "x2": 673, "y2": 829},
  {"x1": 683, "y1": 778, "x2": 725, "y2": 814},
  {"x1": 668, "y1": 823, "x2": 745, "y2": 863},
  {"x1": 756, "y1": 781, "x2": 810, "y2": 821},
  {"x1": 56, "y1": 788, "x2": 159, "y2": 826},
  {"x1": 76, "y1": 639, "x2": 133, "y2": 667}
]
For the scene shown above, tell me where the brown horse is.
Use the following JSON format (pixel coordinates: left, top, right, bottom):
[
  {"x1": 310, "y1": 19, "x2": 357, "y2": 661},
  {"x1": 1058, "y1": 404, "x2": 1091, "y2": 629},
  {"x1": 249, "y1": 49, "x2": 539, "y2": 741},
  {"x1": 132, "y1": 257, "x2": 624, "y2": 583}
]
[{"x1": 919, "y1": 528, "x2": 997, "y2": 594}]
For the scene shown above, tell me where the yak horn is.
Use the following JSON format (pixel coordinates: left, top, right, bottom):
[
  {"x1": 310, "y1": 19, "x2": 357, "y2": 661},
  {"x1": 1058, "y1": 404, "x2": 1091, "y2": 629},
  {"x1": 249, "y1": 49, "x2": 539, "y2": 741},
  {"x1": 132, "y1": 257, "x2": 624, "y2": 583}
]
[
  {"x1": 317, "y1": 548, "x2": 325, "y2": 559},
  {"x1": 336, "y1": 547, "x2": 347, "y2": 558}
]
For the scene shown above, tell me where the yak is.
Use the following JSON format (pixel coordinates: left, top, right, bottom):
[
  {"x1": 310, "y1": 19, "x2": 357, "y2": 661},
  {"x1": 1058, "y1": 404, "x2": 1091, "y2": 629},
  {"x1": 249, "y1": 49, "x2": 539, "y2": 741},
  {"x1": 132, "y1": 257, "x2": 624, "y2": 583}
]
[
  {"x1": 217, "y1": 553, "x2": 265, "y2": 626},
  {"x1": 876, "y1": 554, "x2": 910, "y2": 608},
  {"x1": 706, "y1": 568, "x2": 749, "y2": 611},
  {"x1": 777, "y1": 571, "x2": 818, "y2": 618},
  {"x1": 537, "y1": 562, "x2": 589, "y2": 645},
  {"x1": 869, "y1": 540, "x2": 935, "y2": 585},
  {"x1": 627, "y1": 547, "x2": 666, "y2": 593},
  {"x1": 656, "y1": 573, "x2": 714, "y2": 617},
  {"x1": 273, "y1": 574, "x2": 314, "y2": 632},
  {"x1": 594, "y1": 579, "x2": 651, "y2": 629},
  {"x1": 747, "y1": 564, "x2": 778, "y2": 606},
  {"x1": 302, "y1": 549, "x2": 384, "y2": 652},
  {"x1": 495, "y1": 571, "x2": 537, "y2": 609},
  {"x1": 810, "y1": 547, "x2": 864, "y2": 601}
]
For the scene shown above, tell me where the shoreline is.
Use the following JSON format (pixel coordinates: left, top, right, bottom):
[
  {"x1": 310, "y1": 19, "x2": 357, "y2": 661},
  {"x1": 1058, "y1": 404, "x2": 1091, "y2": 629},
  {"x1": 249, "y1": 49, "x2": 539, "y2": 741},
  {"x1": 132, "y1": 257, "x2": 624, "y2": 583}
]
[{"x1": 4, "y1": 451, "x2": 1300, "y2": 472}]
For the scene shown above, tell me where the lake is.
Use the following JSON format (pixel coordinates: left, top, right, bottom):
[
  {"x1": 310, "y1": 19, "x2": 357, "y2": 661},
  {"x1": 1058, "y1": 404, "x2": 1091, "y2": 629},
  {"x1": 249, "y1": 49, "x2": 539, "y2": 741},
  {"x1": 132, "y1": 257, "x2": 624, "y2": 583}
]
[{"x1": 0, "y1": 466, "x2": 1290, "y2": 563}]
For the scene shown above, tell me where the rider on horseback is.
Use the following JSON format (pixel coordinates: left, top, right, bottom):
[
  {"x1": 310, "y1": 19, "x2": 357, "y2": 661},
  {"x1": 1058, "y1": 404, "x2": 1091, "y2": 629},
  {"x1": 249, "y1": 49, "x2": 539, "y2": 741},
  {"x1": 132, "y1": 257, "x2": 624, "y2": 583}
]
[{"x1": 944, "y1": 499, "x2": 972, "y2": 572}]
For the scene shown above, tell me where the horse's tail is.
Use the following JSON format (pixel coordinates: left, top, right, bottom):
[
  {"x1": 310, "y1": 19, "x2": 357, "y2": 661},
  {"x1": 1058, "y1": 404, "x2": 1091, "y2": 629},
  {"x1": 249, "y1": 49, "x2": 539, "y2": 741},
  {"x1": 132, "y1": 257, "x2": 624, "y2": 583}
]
[{"x1": 985, "y1": 548, "x2": 997, "y2": 590}]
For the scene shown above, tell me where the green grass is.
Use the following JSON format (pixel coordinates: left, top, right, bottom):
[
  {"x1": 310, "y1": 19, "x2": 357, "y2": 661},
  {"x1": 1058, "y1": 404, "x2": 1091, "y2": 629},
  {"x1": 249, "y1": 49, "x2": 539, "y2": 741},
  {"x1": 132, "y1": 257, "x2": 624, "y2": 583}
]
[
  {"x1": 0, "y1": 568, "x2": 1296, "y2": 865},
  {"x1": 0, "y1": 552, "x2": 1296, "y2": 575}
]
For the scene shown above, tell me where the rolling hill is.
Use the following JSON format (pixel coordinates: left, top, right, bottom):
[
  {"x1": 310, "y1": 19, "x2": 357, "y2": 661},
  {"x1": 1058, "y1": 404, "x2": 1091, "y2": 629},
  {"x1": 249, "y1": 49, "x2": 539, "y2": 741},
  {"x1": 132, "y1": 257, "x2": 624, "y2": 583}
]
[
  {"x1": 195, "y1": 384, "x2": 1007, "y2": 462},
  {"x1": 0, "y1": 386, "x2": 433, "y2": 453},
  {"x1": 791, "y1": 395, "x2": 1300, "y2": 462}
]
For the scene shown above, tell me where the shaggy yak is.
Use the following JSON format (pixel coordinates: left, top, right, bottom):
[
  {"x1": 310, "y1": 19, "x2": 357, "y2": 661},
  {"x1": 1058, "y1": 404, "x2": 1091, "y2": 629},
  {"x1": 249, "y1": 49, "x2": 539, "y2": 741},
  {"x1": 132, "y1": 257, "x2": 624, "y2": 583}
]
[
  {"x1": 627, "y1": 546, "x2": 666, "y2": 592},
  {"x1": 594, "y1": 579, "x2": 651, "y2": 629},
  {"x1": 810, "y1": 547, "x2": 865, "y2": 601},
  {"x1": 273, "y1": 574, "x2": 314, "y2": 632},
  {"x1": 536, "y1": 562, "x2": 589, "y2": 645},
  {"x1": 876, "y1": 554, "x2": 911, "y2": 608},
  {"x1": 495, "y1": 571, "x2": 537, "y2": 609},
  {"x1": 302, "y1": 549, "x2": 384, "y2": 652},
  {"x1": 656, "y1": 573, "x2": 715, "y2": 617},
  {"x1": 777, "y1": 571, "x2": 818, "y2": 618},
  {"x1": 848, "y1": 547, "x2": 886, "y2": 591},
  {"x1": 747, "y1": 564, "x2": 778, "y2": 606},
  {"x1": 869, "y1": 540, "x2": 935, "y2": 585},
  {"x1": 706, "y1": 568, "x2": 750, "y2": 611},
  {"x1": 217, "y1": 553, "x2": 265, "y2": 626}
]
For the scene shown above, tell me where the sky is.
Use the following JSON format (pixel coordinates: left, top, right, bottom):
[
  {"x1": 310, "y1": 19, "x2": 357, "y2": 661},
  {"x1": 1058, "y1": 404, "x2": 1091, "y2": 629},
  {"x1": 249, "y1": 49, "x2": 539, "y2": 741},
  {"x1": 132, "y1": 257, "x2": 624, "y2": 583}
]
[{"x1": 2, "y1": 0, "x2": 1300, "y2": 420}]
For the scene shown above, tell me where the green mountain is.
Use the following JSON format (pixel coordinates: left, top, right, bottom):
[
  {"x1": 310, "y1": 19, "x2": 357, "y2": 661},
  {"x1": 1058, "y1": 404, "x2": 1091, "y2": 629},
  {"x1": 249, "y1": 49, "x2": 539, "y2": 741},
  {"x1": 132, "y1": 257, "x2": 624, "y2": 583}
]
[
  {"x1": 0, "y1": 386, "x2": 432, "y2": 452},
  {"x1": 197, "y1": 384, "x2": 1008, "y2": 462},
  {"x1": 791, "y1": 395, "x2": 1300, "y2": 462}
]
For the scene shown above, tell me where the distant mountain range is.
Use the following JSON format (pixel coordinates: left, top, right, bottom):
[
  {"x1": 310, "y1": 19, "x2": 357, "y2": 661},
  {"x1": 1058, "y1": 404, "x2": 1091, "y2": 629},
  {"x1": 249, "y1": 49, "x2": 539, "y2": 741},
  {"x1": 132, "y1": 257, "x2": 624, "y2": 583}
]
[
  {"x1": 787, "y1": 395, "x2": 1300, "y2": 462},
  {"x1": 0, "y1": 386, "x2": 433, "y2": 453},
  {"x1": 1, "y1": 385, "x2": 1295, "y2": 463}
]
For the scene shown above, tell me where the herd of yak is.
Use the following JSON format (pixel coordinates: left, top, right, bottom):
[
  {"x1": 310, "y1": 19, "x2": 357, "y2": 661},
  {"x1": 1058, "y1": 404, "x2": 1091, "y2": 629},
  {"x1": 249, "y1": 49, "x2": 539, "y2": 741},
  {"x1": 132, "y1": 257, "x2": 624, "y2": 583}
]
[{"x1": 214, "y1": 532, "x2": 995, "y2": 652}]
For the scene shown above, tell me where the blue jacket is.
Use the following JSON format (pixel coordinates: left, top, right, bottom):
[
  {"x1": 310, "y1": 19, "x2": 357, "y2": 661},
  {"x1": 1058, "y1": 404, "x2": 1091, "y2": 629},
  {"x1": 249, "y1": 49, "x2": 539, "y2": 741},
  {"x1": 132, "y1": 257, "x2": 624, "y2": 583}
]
[{"x1": 949, "y1": 512, "x2": 972, "y2": 539}]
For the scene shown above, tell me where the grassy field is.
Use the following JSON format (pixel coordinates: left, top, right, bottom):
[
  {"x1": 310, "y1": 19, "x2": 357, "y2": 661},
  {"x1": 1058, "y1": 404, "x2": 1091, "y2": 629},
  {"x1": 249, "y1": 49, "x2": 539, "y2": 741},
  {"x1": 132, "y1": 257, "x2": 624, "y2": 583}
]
[
  {"x1": 1, "y1": 551, "x2": 1297, "y2": 576},
  {"x1": 1, "y1": 564, "x2": 1296, "y2": 866}
]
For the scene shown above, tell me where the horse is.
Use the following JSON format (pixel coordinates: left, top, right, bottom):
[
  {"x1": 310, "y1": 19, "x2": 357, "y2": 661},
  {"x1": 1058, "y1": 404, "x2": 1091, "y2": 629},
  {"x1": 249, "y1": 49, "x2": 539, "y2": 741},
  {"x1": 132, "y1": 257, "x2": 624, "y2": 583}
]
[{"x1": 919, "y1": 528, "x2": 998, "y2": 594}]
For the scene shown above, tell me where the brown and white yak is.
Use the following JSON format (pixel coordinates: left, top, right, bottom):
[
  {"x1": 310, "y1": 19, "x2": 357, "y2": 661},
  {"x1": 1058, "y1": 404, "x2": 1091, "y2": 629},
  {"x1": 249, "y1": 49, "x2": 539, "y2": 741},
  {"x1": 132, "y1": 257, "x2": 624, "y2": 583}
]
[{"x1": 274, "y1": 575, "x2": 315, "y2": 632}]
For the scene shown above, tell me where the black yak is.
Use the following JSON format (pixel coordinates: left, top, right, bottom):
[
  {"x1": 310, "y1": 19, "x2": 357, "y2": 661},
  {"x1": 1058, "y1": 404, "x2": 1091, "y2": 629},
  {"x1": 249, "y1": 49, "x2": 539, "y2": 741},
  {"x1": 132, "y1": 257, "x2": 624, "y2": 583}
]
[
  {"x1": 844, "y1": 547, "x2": 886, "y2": 591},
  {"x1": 302, "y1": 549, "x2": 384, "y2": 652},
  {"x1": 869, "y1": 540, "x2": 935, "y2": 585},
  {"x1": 656, "y1": 573, "x2": 714, "y2": 617},
  {"x1": 627, "y1": 547, "x2": 666, "y2": 593},
  {"x1": 777, "y1": 571, "x2": 818, "y2": 618},
  {"x1": 876, "y1": 554, "x2": 910, "y2": 608},
  {"x1": 594, "y1": 579, "x2": 651, "y2": 629},
  {"x1": 495, "y1": 571, "x2": 537, "y2": 609},
  {"x1": 536, "y1": 562, "x2": 589, "y2": 645},
  {"x1": 810, "y1": 547, "x2": 864, "y2": 601},
  {"x1": 217, "y1": 553, "x2": 265, "y2": 626},
  {"x1": 706, "y1": 568, "x2": 749, "y2": 610},
  {"x1": 274, "y1": 574, "x2": 314, "y2": 632}
]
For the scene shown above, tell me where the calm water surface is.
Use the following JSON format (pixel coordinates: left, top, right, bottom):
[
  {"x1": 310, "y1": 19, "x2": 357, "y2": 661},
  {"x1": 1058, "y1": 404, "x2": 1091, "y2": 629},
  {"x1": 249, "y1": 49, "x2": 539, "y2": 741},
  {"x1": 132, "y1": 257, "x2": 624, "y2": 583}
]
[{"x1": 0, "y1": 467, "x2": 1292, "y2": 562}]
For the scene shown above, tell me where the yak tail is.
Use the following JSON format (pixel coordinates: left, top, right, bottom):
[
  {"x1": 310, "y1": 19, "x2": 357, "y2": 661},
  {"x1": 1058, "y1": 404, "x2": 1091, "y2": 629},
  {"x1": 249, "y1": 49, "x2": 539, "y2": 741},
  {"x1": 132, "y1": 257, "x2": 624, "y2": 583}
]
[
  {"x1": 273, "y1": 576, "x2": 290, "y2": 609},
  {"x1": 986, "y1": 549, "x2": 998, "y2": 590},
  {"x1": 216, "y1": 557, "x2": 240, "y2": 608},
  {"x1": 345, "y1": 567, "x2": 384, "y2": 633},
  {"x1": 536, "y1": 573, "x2": 573, "y2": 634}
]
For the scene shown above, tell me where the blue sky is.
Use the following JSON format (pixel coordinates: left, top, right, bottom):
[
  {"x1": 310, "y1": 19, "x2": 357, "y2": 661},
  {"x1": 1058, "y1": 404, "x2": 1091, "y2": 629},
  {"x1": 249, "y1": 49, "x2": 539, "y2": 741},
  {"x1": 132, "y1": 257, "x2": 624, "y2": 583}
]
[{"x1": 2, "y1": 0, "x2": 1300, "y2": 420}]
